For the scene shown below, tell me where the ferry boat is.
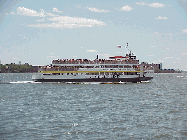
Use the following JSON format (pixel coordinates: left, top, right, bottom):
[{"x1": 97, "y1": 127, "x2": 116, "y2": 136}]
[{"x1": 32, "y1": 46, "x2": 154, "y2": 83}]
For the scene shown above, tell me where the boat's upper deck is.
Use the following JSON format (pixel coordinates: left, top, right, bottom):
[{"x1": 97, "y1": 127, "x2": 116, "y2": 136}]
[
  {"x1": 52, "y1": 59, "x2": 139, "y2": 65},
  {"x1": 52, "y1": 54, "x2": 139, "y2": 66}
]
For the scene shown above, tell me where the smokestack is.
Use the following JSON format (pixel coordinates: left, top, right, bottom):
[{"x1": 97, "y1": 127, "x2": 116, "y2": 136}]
[{"x1": 96, "y1": 55, "x2": 98, "y2": 59}]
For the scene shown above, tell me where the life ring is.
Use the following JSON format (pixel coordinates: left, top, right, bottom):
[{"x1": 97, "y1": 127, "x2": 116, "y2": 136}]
[{"x1": 114, "y1": 75, "x2": 117, "y2": 78}]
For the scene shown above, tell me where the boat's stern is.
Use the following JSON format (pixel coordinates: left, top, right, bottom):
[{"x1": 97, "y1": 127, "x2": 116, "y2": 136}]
[{"x1": 32, "y1": 73, "x2": 43, "y2": 82}]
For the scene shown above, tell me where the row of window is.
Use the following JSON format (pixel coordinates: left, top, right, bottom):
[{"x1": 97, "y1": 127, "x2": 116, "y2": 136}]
[{"x1": 43, "y1": 72, "x2": 139, "y2": 76}]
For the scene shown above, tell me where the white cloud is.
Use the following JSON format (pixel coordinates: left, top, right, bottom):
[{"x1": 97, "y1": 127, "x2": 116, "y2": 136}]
[
  {"x1": 17, "y1": 7, "x2": 45, "y2": 17},
  {"x1": 86, "y1": 50, "x2": 98, "y2": 52},
  {"x1": 15, "y1": 7, "x2": 59, "y2": 17},
  {"x1": 36, "y1": 18, "x2": 45, "y2": 22},
  {"x1": 15, "y1": 7, "x2": 105, "y2": 29},
  {"x1": 102, "y1": 54, "x2": 111, "y2": 59},
  {"x1": 28, "y1": 16, "x2": 106, "y2": 28},
  {"x1": 164, "y1": 57, "x2": 173, "y2": 59},
  {"x1": 76, "y1": 5, "x2": 83, "y2": 8},
  {"x1": 87, "y1": 7, "x2": 109, "y2": 12},
  {"x1": 11, "y1": 12, "x2": 16, "y2": 15},
  {"x1": 136, "y1": 2, "x2": 146, "y2": 5},
  {"x1": 47, "y1": 56, "x2": 56, "y2": 58},
  {"x1": 46, "y1": 12, "x2": 59, "y2": 17},
  {"x1": 8, "y1": 12, "x2": 16, "y2": 15},
  {"x1": 156, "y1": 16, "x2": 168, "y2": 19},
  {"x1": 120, "y1": 5, "x2": 133, "y2": 11},
  {"x1": 152, "y1": 60, "x2": 165, "y2": 64},
  {"x1": 151, "y1": 61, "x2": 158, "y2": 64},
  {"x1": 40, "y1": 9, "x2": 45, "y2": 15},
  {"x1": 148, "y1": 3, "x2": 165, "y2": 8},
  {"x1": 183, "y1": 29, "x2": 187, "y2": 32},
  {"x1": 158, "y1": 60, "x2": 165, "y2": 63},
  {"x1": 40, "y1": 8, "x2": 59, "y2": 17},
  {"x1": 53, "y1": 8, "x2": 63, "y2": 13}
]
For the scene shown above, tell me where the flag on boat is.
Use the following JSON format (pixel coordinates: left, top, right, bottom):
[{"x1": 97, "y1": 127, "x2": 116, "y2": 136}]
[{"x1": 117, "y1": 45, "x2": 121, "y2": 48}]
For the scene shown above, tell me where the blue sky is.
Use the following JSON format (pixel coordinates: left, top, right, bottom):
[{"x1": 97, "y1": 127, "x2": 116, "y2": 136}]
[{"x1": 0, "y1": 0, "x2": 187, "y2": 70}]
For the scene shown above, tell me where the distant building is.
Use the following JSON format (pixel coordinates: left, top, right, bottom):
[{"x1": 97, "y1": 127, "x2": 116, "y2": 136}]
[
  {"x1": 160, "y1": 63, "x2": 162, "y2": 70},
  {"x1": 19, "y1": 61, "x2": 21, "y2": 65},
  {"x1": 141, "y1": 62, "x2": 161, "y2": 70},
  {"x1": 0, "y1": 60, "x2": 1, "y2": 65},
  {"x1": 140, "y1": 62, "x2": 180, "y2": 73}
]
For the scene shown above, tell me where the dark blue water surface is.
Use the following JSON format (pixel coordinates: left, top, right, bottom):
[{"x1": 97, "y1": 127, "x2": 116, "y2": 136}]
[{"x1": 0, "y1": 73, "x2": 187, "y2": 139}]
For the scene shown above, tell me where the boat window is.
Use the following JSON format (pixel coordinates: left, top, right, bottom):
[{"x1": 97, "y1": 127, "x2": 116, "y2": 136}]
[
  {"x1": 43, "y1": 74, "x2": 51, "y2": 75},
  {"x1": 52, "y1": 73, "x2": 60, "y2": 75},
  {"x1": 67, "y1": 73, "x2": 69, "y2": 75}
]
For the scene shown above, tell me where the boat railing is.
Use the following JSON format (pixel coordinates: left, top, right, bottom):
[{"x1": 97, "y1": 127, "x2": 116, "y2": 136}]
[
  {"x1": 38, "y1": 66, "x2": 146, "y2": 72},
  {"x1": 38, "y1": 67, "x2": 78, "y2": 71},
  {"x1": 52, "y1": 59, "x2": 139, "y2": 65}
]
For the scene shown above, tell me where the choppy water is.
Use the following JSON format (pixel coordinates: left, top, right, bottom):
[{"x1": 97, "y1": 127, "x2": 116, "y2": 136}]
[{"x1": 0, "y1": 73, "x2": 187, "y2": 139}]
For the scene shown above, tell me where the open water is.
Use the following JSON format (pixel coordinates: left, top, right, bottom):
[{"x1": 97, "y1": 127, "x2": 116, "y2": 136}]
[{"x1": 0, "y1": 73, "x2": 187, "y2": 139}]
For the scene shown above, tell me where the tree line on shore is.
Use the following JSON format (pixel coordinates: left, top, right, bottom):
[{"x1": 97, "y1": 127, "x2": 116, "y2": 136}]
[{"x1": 0, "y1": 63, "x2": 36, "y2": 73}]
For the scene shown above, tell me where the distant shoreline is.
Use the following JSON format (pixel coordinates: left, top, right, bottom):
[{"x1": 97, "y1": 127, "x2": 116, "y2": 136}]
[{"x1": 0, "y1": 64, "x2": 182, "y2": 73}]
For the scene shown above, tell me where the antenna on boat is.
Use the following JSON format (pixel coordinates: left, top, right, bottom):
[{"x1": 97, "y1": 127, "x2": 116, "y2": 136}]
[
  {"x1": 125, "y1": 43, "x2": 130, "y2": 55},
  {"x1": 126, "y1": 43, "x2": 133, "y2": 55}
]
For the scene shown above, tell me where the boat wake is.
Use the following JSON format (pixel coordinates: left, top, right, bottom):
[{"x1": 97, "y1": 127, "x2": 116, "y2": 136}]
[
  {"x1": 177, "y1": 76, "x2": 187, "y2": 77},
  {"x1": 9, "y1": 81, "x2": 42, "y2": 84}
]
